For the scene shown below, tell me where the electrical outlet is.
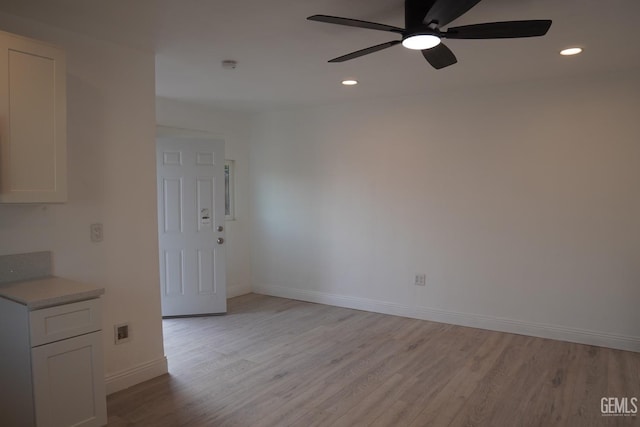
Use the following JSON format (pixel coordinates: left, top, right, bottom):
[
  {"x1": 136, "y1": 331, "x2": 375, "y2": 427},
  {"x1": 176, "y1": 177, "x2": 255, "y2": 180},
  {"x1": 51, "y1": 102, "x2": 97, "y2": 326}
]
[
  {"x1": 414, "y1": 274, "x2": 426, "y2": 286},
  {"x1": 90, "y1": 223, "x2": 103, "y2": 242},
  {"x1": 114, "y1": 323, "x2": 131, "y2": 344}
]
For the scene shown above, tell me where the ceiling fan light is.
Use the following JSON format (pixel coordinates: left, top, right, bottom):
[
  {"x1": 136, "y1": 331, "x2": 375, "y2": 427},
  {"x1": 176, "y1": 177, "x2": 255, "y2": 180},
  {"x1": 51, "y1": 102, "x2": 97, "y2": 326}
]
[{"x1": 402, "y1": 34, "x2": 441, "y2": 50}]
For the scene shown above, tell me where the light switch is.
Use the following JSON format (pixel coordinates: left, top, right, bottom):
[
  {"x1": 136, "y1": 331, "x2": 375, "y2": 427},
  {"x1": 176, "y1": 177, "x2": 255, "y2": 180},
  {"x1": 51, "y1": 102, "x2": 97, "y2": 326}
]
[{"x1": 90, "y1": 223, "x2": 103, "y2": 242}]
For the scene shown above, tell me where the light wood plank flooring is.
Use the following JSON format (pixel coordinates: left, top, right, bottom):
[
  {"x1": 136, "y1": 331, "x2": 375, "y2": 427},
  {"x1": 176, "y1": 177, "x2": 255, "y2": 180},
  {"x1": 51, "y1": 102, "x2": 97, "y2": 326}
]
[{"x1": 107, "y1": 293, "x2": 640, "y2": 426}]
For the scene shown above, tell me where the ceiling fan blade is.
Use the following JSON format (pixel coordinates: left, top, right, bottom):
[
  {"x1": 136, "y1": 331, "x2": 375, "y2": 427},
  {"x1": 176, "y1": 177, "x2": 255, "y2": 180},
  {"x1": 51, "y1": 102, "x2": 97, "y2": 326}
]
[
  {"x1": 307, "y1": 15, "x2": 404, "y2": 34},
  {"x1": 422, "y1": 43, "x2": 458, "y2": 69},
  {"x1": 405, "y1": 0, "x2": 437, "y2": 29},
  {"x1": 424, "y1": 0, "x2": 482, "y2": 27},
  {"x1": 328, "y1": 40, "x2": 402, "y2": 63},
  {"x1": 445, "y1": 20, "x2": 552, "y2": 39}
]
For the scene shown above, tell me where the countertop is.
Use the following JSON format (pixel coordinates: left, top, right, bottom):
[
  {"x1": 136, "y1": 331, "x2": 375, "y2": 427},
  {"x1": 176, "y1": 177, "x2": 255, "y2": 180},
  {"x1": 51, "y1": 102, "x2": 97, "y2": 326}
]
[{"x1": 0, "y1": 276, "x2": 104, "y2": 310}]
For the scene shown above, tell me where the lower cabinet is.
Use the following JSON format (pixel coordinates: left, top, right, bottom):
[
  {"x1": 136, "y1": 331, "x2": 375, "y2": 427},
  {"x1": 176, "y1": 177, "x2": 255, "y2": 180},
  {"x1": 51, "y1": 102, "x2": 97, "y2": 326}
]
[
  {"x1": 0, "y1": 297, "x2": 107, "y2": 427},
  {"x1": 32, "y1": 331, "x2": 106, "y2": 427}
]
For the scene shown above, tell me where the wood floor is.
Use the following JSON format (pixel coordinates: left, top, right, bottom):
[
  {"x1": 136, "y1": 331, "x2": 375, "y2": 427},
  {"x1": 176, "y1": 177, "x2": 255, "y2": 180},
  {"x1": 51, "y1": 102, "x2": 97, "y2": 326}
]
[{"x1": 107, "y1": 293, "x2": 640, "y2": 426}]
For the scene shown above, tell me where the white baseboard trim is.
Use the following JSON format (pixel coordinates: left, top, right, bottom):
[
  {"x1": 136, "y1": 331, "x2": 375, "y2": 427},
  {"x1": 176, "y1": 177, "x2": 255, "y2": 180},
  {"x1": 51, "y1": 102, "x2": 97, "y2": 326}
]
[
  {"x1": 253, "y1": 284, "x2": 640, "y2": 353},
  {"x1": 105, "y1": 356, "x2": 168, "y2": 395}
]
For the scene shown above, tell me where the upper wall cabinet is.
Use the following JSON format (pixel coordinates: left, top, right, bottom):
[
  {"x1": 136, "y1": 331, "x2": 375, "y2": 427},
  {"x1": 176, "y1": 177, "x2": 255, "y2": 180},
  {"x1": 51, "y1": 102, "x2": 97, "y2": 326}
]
[{"x1": 0, "y1": 30, "x2": 67, "y2": 203}]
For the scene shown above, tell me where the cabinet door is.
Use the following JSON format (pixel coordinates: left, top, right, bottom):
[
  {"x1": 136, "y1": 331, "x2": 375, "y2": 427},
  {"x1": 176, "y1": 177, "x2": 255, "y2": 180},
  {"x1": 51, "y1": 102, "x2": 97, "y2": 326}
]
[
  {"x1": 0, "y1": 31, "x2": 67, "y2": 203},
  {"x1": 31, "y1": 331, "x2": 107, "y2": 427}
]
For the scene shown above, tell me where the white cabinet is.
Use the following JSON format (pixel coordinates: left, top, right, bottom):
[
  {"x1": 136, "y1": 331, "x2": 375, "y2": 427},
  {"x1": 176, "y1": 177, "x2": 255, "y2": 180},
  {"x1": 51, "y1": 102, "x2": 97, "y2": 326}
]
[
  {"x1": 0, "y1": 298, "x2": 107, "y2": 426},
  {"x1": 0, "y1": 30, "x2": 67, "y2": 203},
  {"x1": 32, "y1": 332, "x2": 106, "y2": 427}
]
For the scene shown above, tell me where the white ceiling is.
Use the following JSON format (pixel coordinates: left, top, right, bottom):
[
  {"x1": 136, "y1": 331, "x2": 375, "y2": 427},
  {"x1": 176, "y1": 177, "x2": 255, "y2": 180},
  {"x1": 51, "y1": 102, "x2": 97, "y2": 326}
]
[{"x1": 1, "y1": 0, "x2": 639, "y2": 111}]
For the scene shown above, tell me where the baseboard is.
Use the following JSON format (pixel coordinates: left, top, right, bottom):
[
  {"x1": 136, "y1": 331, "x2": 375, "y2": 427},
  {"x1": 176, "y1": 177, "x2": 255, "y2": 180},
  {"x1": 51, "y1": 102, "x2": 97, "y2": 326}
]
[
  {"x1": 105, "y1": 356, "x2": 168, "y2": 395},
  {"x1": 253, "y1": 284, "x2": 640, "y2": 353}
]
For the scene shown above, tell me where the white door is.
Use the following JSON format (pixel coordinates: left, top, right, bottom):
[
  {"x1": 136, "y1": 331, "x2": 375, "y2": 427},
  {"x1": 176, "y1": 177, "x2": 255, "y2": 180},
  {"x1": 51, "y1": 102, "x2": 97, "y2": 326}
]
[{"x1": 157, "y1": 136, "x2": 227, "y2": 316}]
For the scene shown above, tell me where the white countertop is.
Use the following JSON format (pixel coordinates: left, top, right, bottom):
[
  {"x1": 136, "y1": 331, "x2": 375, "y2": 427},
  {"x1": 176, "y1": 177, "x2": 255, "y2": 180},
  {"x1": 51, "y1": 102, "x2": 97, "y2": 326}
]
[{"x1": 0, "y1": 276, "x2": 104, "y2": 310}]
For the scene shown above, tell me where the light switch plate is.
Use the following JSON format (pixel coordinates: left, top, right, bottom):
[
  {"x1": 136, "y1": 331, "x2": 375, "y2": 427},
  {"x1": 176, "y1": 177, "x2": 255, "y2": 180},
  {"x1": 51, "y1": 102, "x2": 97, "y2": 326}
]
[{"x1": 90, "y1": 223, "x2": 103, "y2": 242}]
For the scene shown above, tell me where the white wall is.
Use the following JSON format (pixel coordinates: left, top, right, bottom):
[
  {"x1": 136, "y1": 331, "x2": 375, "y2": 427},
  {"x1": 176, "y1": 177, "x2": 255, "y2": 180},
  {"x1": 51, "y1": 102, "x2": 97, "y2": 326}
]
[
  {"x1": 250, "y1": 71, "x2": 640, "y2": 351},
  {"x1": 0, "y1": 13, "x2": 166, "y2": 392},
  {"x1": 156, "y1": 97, "x2": 252, "y2": 297}
]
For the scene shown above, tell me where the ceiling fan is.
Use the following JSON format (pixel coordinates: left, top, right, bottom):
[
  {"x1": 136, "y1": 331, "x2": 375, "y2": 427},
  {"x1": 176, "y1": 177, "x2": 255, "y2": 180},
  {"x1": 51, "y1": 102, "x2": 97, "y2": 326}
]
[{"x1": 307, "y1": 0, "x2": 552, "y2": 69}]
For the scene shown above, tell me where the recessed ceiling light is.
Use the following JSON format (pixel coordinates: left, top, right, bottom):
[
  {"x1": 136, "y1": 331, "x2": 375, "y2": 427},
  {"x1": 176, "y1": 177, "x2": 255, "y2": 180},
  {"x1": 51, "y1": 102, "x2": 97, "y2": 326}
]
[
  {"x1": 342, "y1": 79, "x2": 358, "y2": 86},
  {"x1": 560, "y1": 47, "x2": 583, "y2": 56},
  {"x1": 402, "y1": 34, "x2": 441, "y2": 50}
]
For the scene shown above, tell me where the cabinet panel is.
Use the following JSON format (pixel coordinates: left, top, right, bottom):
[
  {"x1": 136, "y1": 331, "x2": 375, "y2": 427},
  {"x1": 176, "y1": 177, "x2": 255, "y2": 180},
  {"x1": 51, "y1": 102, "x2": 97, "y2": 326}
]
[
  {"x1": 0, "y1": 31, "x2": 67, "y2": 203},
  {"x1": 9, "y1": 49, "x2": 56, "y2": 192},
  {"x1": 31, "y1": 331, "x2": 107, "y2": 427},
  {"x1": 0, "y1": 297, "x2": 35, "y2": 427}
]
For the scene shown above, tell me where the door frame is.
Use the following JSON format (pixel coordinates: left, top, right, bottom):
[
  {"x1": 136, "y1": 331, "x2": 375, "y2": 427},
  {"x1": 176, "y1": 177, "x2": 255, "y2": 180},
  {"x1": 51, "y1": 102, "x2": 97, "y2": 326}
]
[{"x1": 157, "y1": 125, "x2": 227, "y2": 141}]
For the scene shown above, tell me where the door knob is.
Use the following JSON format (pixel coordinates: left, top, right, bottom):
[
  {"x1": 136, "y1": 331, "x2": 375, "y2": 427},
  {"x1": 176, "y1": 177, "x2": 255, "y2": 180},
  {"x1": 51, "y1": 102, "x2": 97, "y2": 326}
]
[
  {"x1": 217, "y1": 237, "x2": 224, "y2": 245},
  {"x1": 217, "y1": 225, "x2": 224, "y2": 232}
]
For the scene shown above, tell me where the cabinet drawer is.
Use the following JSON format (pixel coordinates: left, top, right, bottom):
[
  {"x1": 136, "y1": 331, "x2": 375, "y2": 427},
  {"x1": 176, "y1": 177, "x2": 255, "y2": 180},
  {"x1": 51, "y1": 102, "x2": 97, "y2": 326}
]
[{"x1": 30, "y1": 298, "x2": 102, "y2": 347}]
